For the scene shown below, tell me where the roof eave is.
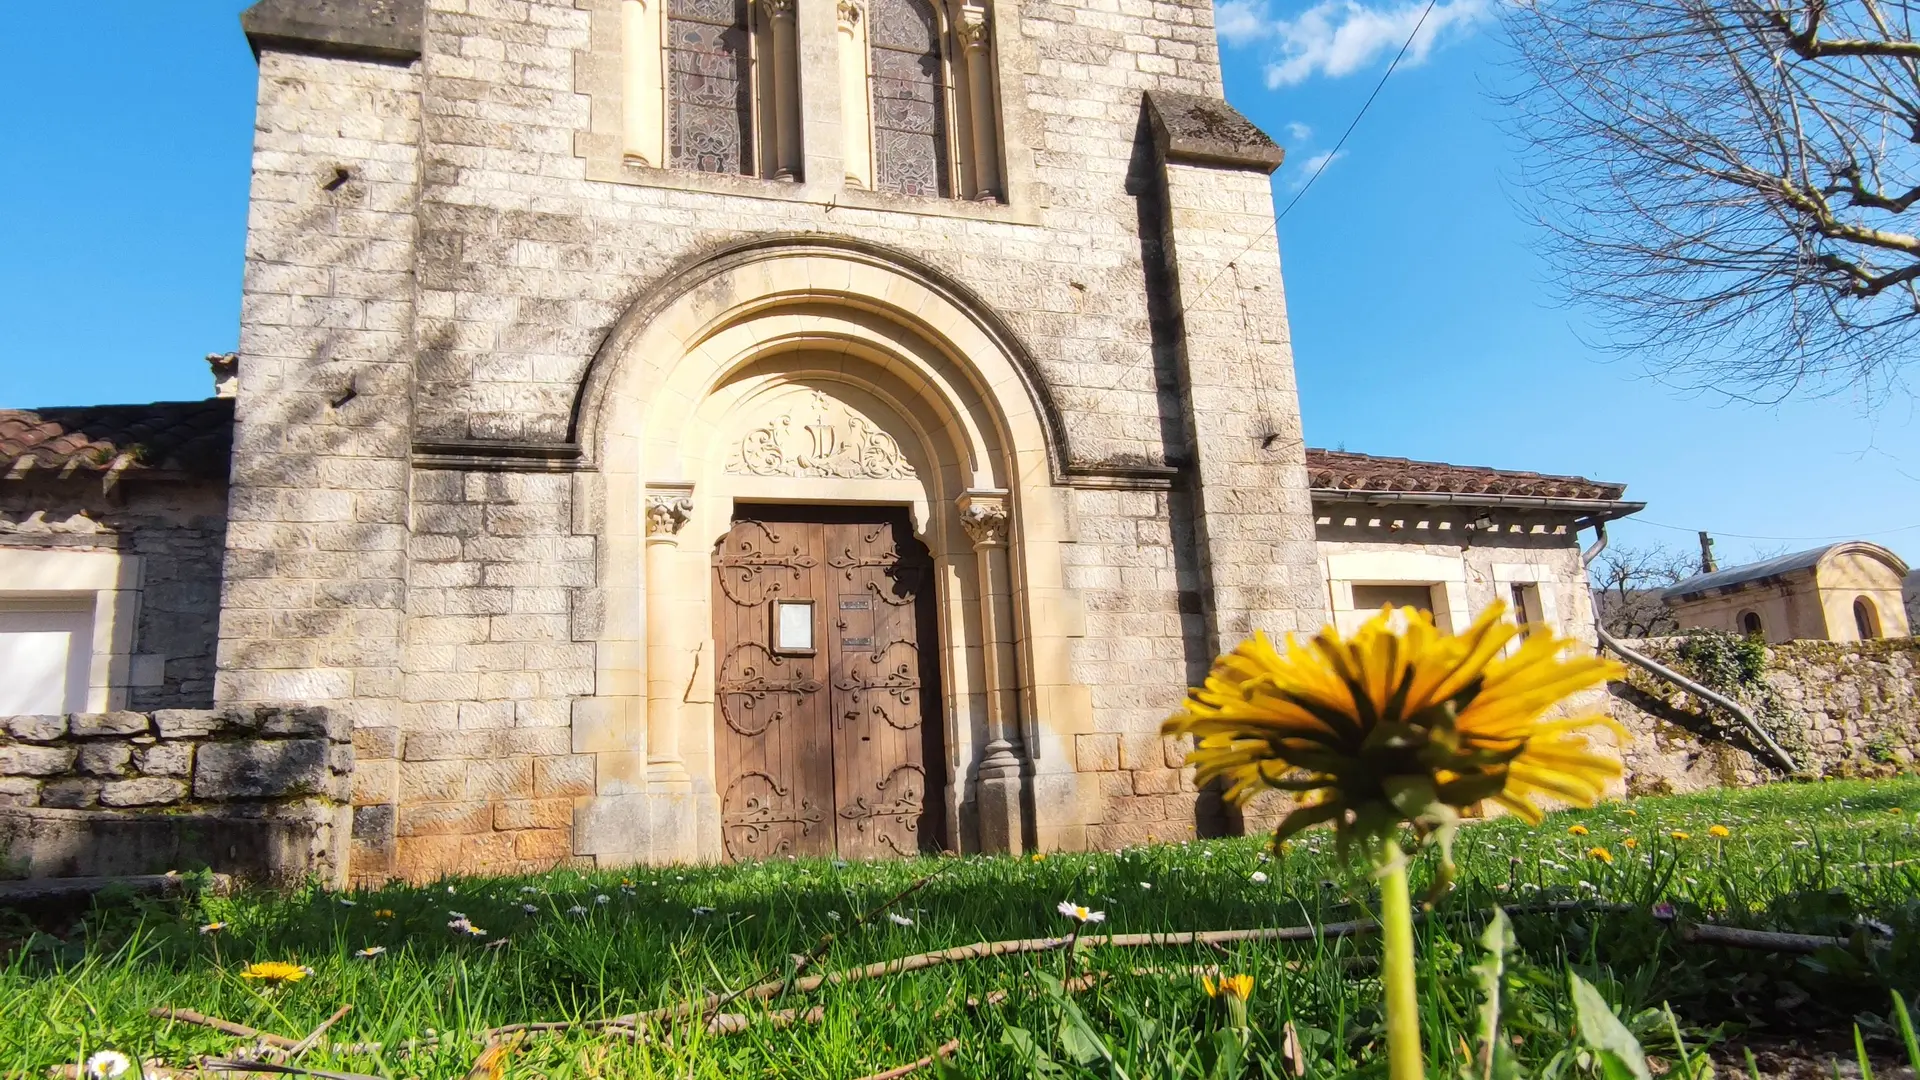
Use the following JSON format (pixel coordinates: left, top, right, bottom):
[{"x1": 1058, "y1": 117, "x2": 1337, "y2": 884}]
[{"x1": 1312, "y1": 488, "x2": 1645, "y2": 523}]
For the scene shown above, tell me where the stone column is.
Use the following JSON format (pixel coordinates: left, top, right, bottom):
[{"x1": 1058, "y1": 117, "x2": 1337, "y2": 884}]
[
  {"x1": 645, "y1": 489, "x2": 694, "y2": 791},
  {"x1": 959, "y1": 491, "x2": 1024, "y2": 854},
  {"x1": 837, "y1": 0, "x2": 874, "y2": 188},
  {"x1": 622, "y1": 0, "x2": 666, "y2": 167},
  {"x1": 767, "y1": 0, "x2": 803, "y2": 181},
  {"x1": 957, "y1": 5, "x2": 1001, "y2": 203}
]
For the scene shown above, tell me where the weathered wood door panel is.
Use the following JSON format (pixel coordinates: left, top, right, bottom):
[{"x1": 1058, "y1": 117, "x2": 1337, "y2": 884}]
[
  {"x1": 713, "y1": 508, "x2": 942, "y2": 861},
  {"x1": 714, "y1": 520, "x2": 834, "y2": 858}
]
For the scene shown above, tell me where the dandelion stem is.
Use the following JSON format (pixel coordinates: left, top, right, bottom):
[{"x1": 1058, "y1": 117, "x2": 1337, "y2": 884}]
[{"x1": 1377, "y1": 838, "x2": 1424, "y2": 1080}]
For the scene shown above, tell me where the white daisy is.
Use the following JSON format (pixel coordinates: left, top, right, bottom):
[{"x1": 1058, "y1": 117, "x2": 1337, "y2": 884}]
[
  {"x1": 1140, "y1": 882, "x2": 1152, "y2": 890},
  {"x1": 827, "y1": 910, "x2": 842, "y2": 921},
  {"x1": 691, "y1": 906, "x2": 716, "y2": 916},
  {"x1": 355, "y1": 946, "x2": 387, "y2": 958},
  {"x1": 888, "y1": 913, "x2": 915, "y2": 927},
  {"x1": 1250, "y1": 871, "x2": 1269, "y2": 884},
  {"x1": 1055, "y1": 901, "x2": 1106, "y2": 924},
  {"x1": 567, "y1": 905, "x2": 589, "y2": 916},
  {"x1": 337, "y1": 897, "x2": 357, "y2": 907},
  {"x1": 522, "y1": 904, "x2": 539, "y2": 914},
  {"x1": 84, "y1": 1051, "x2": 132, "y2": 1079},
  {"x1": 595, "y1": 894, "x2": 611, "y2": 905},
  {"x1": 198, "y1": 921, "x2": 227, "y2": 935}
]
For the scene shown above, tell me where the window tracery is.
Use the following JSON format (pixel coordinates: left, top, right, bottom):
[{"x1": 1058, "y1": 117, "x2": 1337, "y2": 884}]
[{"x1": 667, "y1": 0, "x2": 756, "y2": 175}]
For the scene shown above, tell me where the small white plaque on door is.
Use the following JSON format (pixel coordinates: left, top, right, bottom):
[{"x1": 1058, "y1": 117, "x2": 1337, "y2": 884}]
[{"x1": 772, "y1": 599, "x2": 815, "y2": 655}]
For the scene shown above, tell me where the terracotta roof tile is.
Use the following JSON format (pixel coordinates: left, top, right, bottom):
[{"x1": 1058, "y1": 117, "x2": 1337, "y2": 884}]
[
  {"x1": 0, "y1": 399, "x2": 234, "y2": 480},
  {"x1": 1305, "y1": 448, "x2": 1627, "y2": 502}
]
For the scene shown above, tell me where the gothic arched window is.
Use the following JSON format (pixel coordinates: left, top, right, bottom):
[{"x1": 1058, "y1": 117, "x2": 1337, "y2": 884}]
[
  {"x1": 869, "y1": 0, "x2": 951, "y2": 197},
  {"x1": 667, "y1": 0, "x2": 755, "y2": 176}
]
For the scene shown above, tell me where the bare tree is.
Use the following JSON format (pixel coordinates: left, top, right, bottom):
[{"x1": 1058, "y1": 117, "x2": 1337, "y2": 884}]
[
  {"x1": 1591, "y1": 543, "x2": 1696, "y2": 637},
  {"x1": 1503, "y1": 0, "x2": 1920, "y2": 402}
]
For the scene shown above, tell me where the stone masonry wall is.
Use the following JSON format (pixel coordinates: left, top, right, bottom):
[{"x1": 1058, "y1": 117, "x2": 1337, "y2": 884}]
[
  {"x1": 1, "y1": 478, "x2": 229, "y2": 710},
  {"x1": 0, "y1": 706, "x2": 353, "y2": 884},
  {"x1": 220, "y1": 47, "x2": 423, "y2": 879},
  {"x1": 1610, "y1": 637, "x2": 1920, "y2": 793}
]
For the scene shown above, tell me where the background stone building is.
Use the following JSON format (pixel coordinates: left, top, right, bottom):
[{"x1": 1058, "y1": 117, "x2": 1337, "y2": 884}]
[
  {"x1": 0, "y1": 0, "x2": 1640, "y2": 883},
  {"x1": 1663, "y1": 541, "x2": 1911, "y2": 643}
]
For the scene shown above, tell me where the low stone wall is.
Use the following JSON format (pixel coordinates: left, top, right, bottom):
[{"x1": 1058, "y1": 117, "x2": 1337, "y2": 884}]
[
  {"x1": 1610, "y1": 637, "x2": 1919, "y2": 794},
  {"x1": 0, "y1": 706, "x2": 352, "y2": 885}
]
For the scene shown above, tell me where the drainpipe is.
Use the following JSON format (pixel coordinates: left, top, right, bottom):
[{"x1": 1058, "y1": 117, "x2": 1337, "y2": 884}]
[{"x1": 1581, "y1": 521, "x2": 1799, "y2": 773}]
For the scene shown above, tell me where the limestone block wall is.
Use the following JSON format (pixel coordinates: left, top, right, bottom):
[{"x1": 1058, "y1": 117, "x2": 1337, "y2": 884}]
[
  {"x1": 0, "y1": 706, "x2": 353, "y2": 884},
  {"x1": 221, "y1": 45, "x2": 423, "y2": 878},
  {"x1": 0, "y1": 479, "x2": 229, "y2": 710},
  {"x1": 1611, "y1": 637, "x2": 1920, "y2": 793},
  {"x1": 1059, "y1": 486, "x2": 1215, "y2": 849},
  {"x1": 389, "y1": 468, "x2": 598, "y2": 880}
]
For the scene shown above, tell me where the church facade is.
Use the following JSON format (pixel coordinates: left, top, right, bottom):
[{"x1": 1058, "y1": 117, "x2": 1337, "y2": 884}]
[{"x1": 0, "y1": 0, "x2": 1642, "y2": 883}]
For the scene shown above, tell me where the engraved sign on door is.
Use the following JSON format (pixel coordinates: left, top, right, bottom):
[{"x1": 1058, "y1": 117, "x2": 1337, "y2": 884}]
[{"x1": 713, "y1": 507, "x2": 941, "y2": 860}]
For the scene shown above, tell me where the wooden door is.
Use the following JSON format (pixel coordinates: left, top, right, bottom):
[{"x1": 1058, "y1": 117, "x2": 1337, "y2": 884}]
[{"x1": 713, "y1": 507, "x2": 942, "y2": 861}]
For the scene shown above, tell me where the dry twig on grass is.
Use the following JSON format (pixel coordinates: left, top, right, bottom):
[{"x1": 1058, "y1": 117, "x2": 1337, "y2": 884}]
[
  {"x1": 149, "y1": 1009, "x2": 299, "y2": 1051},
  {"x1": 854, "y1": 1038, "x2": 961, "y2": 1080}
]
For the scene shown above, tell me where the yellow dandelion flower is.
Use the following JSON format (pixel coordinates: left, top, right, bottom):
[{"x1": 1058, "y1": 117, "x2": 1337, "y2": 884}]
[
  {"x1": 1030, "y1": 853, "x2": 1046, "y2": 863},
  {"x1": 239, "y1": 961, "x2": 311, "y2": 984},
  {"x1": 1670, "y1": 831, "x2": 1690, "y2": 841},
  {"x1": 1623, "y1": 837, "x2": 1638, "y2": 849},
  {"x1": 1203, "y1": 973, "x2": 1256, "y2": 1000},
  {"x1": 1587, "y1": 847, "x2": 1613, "y2": 864},
  {"x1": 1888, "y1": 807, "x2": 1903, "y2": 815},
  {"x1": 1163, "y1": 602, "x2": 1624, "y2": 854},
  {"x1": 1708, "y1": 825, "x2": 1731, "y2": 838},
  {"x1": 373, "y1": 909, "x2": 394, "y2": 919},
  {"x1": 1567, "y1": 824, "x2": 1589, "y2": 836}
]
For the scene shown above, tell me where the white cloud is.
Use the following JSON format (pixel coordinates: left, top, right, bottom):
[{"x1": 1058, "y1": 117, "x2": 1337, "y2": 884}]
[
  {"x1": 1223, "y1": 0, "x2": 1493, "y2": 87},
  {"x1": 1289, "y1": 149, "x2": 1346, "y2": 187},
  {"x1": 1216, "y1": 0, "x2": 1275, "y2": 46},
  {"x1": 1285, "y1": 121, "x2": 1313, "y2": 141}
]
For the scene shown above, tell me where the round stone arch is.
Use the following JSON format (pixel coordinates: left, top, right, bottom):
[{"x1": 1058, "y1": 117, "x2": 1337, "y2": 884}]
[{"x1": 572, "y1": 240, "x2": 1077, "y2": 865}]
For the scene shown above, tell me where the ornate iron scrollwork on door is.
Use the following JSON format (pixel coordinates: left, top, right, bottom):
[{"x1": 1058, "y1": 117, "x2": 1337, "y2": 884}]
[
  {"x1": 831, "y1": 640, "x2": 922, "y2": 729},
  {"x1": 723, "y1": 771, "x2": 825, "y2": 860},
  {"x1": 837, "y1": 764, "x2": 926, "y2": 856},
  {"x1": 717, "y1": 642, "x2": 820, "y2": 736},
  {"x1": 827, "y1": 525, "x2": 926, "y2": 604},
  {"x1": 715, "y1": 520, "x2": 818, "y2": 606}
]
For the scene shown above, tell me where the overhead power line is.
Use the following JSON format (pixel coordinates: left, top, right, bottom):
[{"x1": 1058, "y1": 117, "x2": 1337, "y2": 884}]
[{"x1": 1625, "y1": 517, "x2": 1920, "y2": 543}]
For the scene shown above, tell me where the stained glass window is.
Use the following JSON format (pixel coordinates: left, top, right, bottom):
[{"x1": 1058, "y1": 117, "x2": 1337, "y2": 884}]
[
  {"x1": 869, "y1": 0, "x2": 950, "y2": 197},
  {"x1": 668, "y1": 0, "x2": 754, "y2": 176}
]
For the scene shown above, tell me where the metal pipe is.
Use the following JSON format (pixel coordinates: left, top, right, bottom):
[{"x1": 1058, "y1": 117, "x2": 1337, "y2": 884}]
[{"x1": 1580, "y1": 521, "x2": 1799, "y2": 773}]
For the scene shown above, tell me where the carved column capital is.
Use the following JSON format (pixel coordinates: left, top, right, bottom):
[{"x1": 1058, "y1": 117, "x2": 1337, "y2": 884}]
[
  {"x1": 838, "y1": 0, "x2": 863, "y2": 29},
  {"x1": 957, "y1": 492, "x2": 1010, "y2": 548},
  {"x1": 765, "y1": 0, "x2": 797, "y2": 20},
  {"x1": 646, "y1": 490, "x2": 694, "y2": 538},
  {"x1": 958, "y1": 4, "x2": 991, "y2": 49}
]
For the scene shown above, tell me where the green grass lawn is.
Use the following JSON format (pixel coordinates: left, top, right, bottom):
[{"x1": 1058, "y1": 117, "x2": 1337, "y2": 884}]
[{"x1": 6, "y1": 778, "x2": 1919, "y2": 1078}]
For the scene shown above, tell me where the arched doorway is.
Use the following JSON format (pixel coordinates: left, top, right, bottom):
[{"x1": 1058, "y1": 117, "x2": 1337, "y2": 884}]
[
  {"x1": 575, "y1": 240, "x2": 1079, "y2": 864},
  {"x1": 1854, "y1": 596, "x2": 1882, "y2": 640}
]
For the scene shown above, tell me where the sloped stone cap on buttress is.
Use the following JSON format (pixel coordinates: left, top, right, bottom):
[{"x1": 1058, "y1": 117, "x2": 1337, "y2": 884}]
[
  {"x1": 1144, "y1": 91, "x2": 1287, "y2": 173},
  {"x1": 241, "y1": 0, "x2": 424, "y2": 63}
]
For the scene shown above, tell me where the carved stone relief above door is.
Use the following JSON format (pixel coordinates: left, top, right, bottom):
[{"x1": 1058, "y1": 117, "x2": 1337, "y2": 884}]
[{"x1": 725, "y1": 387, "x2": 919, "y2": 480}]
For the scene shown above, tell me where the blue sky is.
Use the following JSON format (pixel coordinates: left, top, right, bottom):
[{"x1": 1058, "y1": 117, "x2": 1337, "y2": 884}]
[{"x1": 1, "y1": 1, "x2": 1914, "y2": 569}]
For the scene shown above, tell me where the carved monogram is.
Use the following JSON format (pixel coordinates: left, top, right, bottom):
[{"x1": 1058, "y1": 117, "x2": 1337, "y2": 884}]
[{"x1": 728, "y1": 390, "x2": 917, "y2": 480}]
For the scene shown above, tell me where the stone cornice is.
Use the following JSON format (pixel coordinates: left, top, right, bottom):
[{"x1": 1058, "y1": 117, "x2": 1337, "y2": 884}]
[
  {"x1": 241, "y1": 0, "x2": 425, "y2": 64},
  {"x1": 1144, "y1": 91, "x2": 1286, "y2": 174}
]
